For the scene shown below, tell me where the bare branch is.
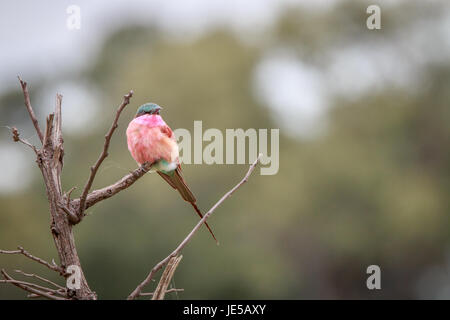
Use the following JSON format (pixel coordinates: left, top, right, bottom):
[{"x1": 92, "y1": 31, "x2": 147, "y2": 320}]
[
  {"x1": 65, "y1": 186, "x2": 77, "y2": 206},
  {"x1": 0, "y1": 246, "x2": 65, "y2": 275},
  {"x1": 78, "y1": 90, "x2": 134, "y2": 217},
  {"x1": 18, "y1": 76, "x2": 44, "y2": 143},
  {"x1": 52, "y1": 93, "x2": 64, "y2": 168},
  {"x1": 1, "y1": 269, "x2": 67, "y2": 300},
  {"x1": 53, "y1": 94, "x2": 63, "y2": 145},
  {"x1": 140, "y1": 288, "x2": 184, "y2": 297},
  {"x1": 14, "y1": 269, "x2": 64, "y2": 290},
  {"x1": 152, "y1": 255, "x2": 183, "y2": 300},
  {"x1": 10, "y1": 126, "x2": 37, "y2": 153},
  {"x1": 43, "y1": 113, "x2": 54, "y2": 148},
  {"x1": 127, "y1": 154, "x2": 262, "y2": 300},
  {"x1": 27, "y1": 292, "x2": 56, "y2": 298},
  {"x1": 1, "y1": 278, "x2": 59, "y2": 294},
  {"x1": 72, "y1": 162, "x2": 152, "y2": 212}
]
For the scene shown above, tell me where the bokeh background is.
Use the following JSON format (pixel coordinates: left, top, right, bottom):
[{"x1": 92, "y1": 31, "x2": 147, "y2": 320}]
[{"x1": 1, "y1": 0, "x2": 450, "y2": 299}]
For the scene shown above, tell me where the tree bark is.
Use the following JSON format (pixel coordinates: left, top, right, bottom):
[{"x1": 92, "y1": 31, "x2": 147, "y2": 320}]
[{"x1": 36, "y1": 96, "x2": 96, "y2": 299}]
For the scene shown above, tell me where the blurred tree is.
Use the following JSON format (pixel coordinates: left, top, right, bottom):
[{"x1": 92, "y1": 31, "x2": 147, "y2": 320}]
[{"x1": 1, "y1": 0, "x2": 449, "y2": 299}]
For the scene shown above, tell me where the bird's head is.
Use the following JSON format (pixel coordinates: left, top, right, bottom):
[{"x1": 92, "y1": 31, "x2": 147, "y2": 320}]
[{"x1": 135, "y1": 103, "x2": 162, "y2": 117}]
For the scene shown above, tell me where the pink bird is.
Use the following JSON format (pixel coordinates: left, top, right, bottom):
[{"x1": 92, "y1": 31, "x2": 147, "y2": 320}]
[{"x1": 126, "y1": 103, "x2": 218, "y2": 243}]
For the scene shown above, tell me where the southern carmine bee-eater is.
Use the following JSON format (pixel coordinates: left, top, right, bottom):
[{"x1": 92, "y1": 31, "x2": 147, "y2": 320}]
[{"x1": 126, "y1": 103, "x2": 218, "y2": 244}]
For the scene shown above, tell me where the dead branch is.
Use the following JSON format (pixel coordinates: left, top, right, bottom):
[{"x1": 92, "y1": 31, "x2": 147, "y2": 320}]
[
  {"x1": 0, "y1": 278, "x2": 60, "y2": 295},
  {"x1": 10, "y1": 126, "x2": 37, "y2": 153},
  {"x1": 27, "y1": 290, "x2": 67, "y2": 298},
  {"x1": 0, "y1": 246, "x2": 65, "y2": 275},
  {"x1": 18, "y1": 76, "x2": 44, "y2": 143},
  {"x1": 140, "y1": 288, "x2": 184, "y2": 297},
  {"x1": 14, "y1": 269, "x2": 65, "y2": 290},
  {"x1": 78, "y1": 90, "x2": 134, "y2": 218},
  {"x1": 43, "y1": 113, "x2": 54, "y2": 148},
  {"x1": 1, "y1": 269, "x2": 68, "y2": 300},
  {"x1": 65, "y1": 186, "x2": 77, "y2": 206},
  {"x1": 52, "y1": 94, "x2": 64, "y2": 169},
  {"x1": 1, "y1": 78, "x2": 98, "y2": 299},
  {"x1": 72, "y1": 162, "x2": 153, "y2": 211},
  {"x1": 127, "y1": 154, "x2": 262, "y2": 300},
  {"x1": 151, "y1": 255, "x2": 183, "y2": 300}
]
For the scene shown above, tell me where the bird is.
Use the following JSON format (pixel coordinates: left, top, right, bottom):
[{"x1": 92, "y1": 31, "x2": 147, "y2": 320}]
[{"x1": 126, "y1": 102, "x2": 218, "y2": 244}]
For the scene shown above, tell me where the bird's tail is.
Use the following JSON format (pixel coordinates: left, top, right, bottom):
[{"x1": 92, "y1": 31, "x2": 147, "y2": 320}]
[
  {"x1": 157, "y1": 167, "x2": 218, "y2": 244},
  {"x1": 189, "y1": 202, "x2": 219, "y2": 245}
]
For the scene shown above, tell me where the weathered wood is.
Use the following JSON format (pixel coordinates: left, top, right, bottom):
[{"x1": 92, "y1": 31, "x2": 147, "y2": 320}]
[{"x1": 34, "y1": 95, "x2": 96, "y2": 299}]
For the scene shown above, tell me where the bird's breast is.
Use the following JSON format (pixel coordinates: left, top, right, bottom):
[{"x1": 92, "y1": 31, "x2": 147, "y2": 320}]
[{"x1": 126, "y1": 116, "x2": 178, "y2": 165}]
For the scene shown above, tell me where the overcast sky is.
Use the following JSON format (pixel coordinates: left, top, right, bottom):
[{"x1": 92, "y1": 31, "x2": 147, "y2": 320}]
[{"x1": 0, "y1": 0, "x2": 334, "y2": 90}]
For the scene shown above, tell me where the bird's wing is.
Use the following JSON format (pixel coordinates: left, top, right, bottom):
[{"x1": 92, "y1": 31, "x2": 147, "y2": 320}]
[
  {"x1": 159, "y1": 124, "x2": 175, "y2": 140},
  {"x1": 156, "y1": 124, "x2": 195, "y2": 202}
]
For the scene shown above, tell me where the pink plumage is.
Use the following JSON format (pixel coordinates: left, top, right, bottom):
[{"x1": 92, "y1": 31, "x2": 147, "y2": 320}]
[{"x1": 126, "y1": 114, "x2": 178, "y2": 165}]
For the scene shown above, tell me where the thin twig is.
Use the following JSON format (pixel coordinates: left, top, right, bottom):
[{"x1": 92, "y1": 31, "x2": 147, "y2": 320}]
[
  {"x1": 14, "y1": 269, "x2": 64, "y2": 290},
  {"x1": 140, "y1": 288, "x2": 184, "y2": 297},
  {"x1": 78, "y1": 90, "x2": 133, "y2": 217},
  {"x1": 18, "y1": 76, "x2": 44, "y2": 143},
  {"x1": 65, "y1": 186, "x2": 77, "y2": 206},
  {"x1": 1, "y1": 269, "x2": 67, "y2": 300},
  {"x1": 127, "y1": 154, "x2": 262, "y2": 300},
  {"x1": 0, "y1": 246, "x2": 64, "y2": 275},
  {"x1": 0, "y1": 279, "x2": 60, "y2": 295},
  {"x1": 10, "y1": 126, "x2": 37, "y2": 153},
  {"x1": 27, "y1": 290, "x2": 66, "y2": 298}
]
